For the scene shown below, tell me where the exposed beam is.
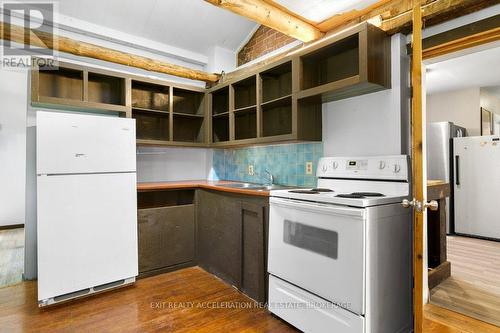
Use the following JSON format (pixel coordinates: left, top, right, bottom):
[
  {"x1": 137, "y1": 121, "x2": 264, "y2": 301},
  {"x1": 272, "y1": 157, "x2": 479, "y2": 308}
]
[
  {"x1": 380, "y1": 0, "x2": 499, "y2": 33},
  {"x1": 423, "y1": 26, "x2": 500, "y2": 59},
  {"x1": 0, "y1": 21, "x2": 220, "y2": 83},
  {"x1": 204, "y1": 0, "x2": 323, "y2": 42},
  {"x1": 315, "y1": 0, "x2": 499, "y2": 35}
]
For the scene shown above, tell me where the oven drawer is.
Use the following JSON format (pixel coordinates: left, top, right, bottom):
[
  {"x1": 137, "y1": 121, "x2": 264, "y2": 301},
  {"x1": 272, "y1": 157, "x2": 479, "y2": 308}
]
[
  {"x1": 269, "y1": 275, "x2": 364, "y2": 333},
  {"x1": 268, "y1": 197, "x2": 366, "y2": 315}
]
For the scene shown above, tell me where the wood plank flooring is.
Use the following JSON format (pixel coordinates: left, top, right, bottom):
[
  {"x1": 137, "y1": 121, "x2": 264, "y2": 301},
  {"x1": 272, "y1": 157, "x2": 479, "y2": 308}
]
[
  {"x1": 430, "y1": 236, "x2": 500, "y2": 327},
  {"x1": 0, "y1": 267, "x2": 297, "y2": 332},
  {"x1": 0, "y1": 228, "x2": 24, "y2": 288},
  {"x1": 0, "y1": 265, "x2": 496, "y2": 332}
]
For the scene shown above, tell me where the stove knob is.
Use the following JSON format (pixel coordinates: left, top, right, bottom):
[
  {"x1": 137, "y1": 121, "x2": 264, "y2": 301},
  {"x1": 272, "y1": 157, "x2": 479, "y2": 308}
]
[
  {"x1": 321, "y1": 164, "x2": 328, "y2": 172},
  {"x1": 332, "y1": 161, "x2": 339, "y2": 169},
  {"x1": 379, "y1": 161, "x2": 386, "y2": 169},
  {"x1": 393, "y1": 164, "x2": 401, "y2": 173}
]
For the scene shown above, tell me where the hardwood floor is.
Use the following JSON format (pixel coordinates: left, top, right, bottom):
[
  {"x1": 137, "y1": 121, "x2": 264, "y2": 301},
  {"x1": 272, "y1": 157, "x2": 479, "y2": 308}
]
[
  {"x1": 0, "y1": 267, "x2": 297, "y2": 332},
  {"x1": 430, "y1": 236, "x2": 500, "y2": 327},
  {"x1": 424, "y1": 303, "x2": 500, "y2": 333},
  {"x1": 0, "y1": 265, "x2": 497, "y2": 332},
  {"x1": 0, "y1": 228, "x2": 24, "y2": 288}
]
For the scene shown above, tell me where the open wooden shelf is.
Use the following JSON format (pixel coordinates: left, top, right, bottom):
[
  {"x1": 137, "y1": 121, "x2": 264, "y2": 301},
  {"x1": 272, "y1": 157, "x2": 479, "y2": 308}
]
[
  {"x1": 301, "y1": 34, "x2": 359, "y2": 90},
  {"x1": 173, "y1": 114, "x2": 205, "y2": 143},
  {"x1": 212, "y1": 113, "x2": 229, "y2": 143},
  {"x1": 262, "y1": 96, "x2": 292, "y2": 137},
  {"x1": 212, "y1": 87, "x2": 229, "y2": 115},
  {"x1": 234, "y1": 104, "x2": 257, "y2": 113},
  {"x1": 234, "y1": 106, "x2": 257, "y2": 140},
  {"x1": 38, "y1": 67, "x2": 84, "y2": 101},
  {"x1": 173, "y1": 88, "x2": 204, "y2": 115},
  {"x1": 132, "y1": 81, "x2": 169, "y2": 111},
  {"x1": 233, "y1": 76, "x2": 256, "y2": 110},
  {"x1": 88, "y1": 73, "x2": 126, "y2": 106},
  {"x1": 133, "y1": 108, "x2": 169, "y2": 142},
  {"x1": 261, "y1": 62, "x2": 292, "y2": 103}
]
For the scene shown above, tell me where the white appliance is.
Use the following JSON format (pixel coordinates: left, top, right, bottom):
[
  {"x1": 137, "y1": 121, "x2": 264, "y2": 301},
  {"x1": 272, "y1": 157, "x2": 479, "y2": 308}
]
[
  {"x1": 454, "y1": 136, "x2": 500, "y2": 240},
  {"x1": 36, "y1": 111, "x2": 138, "y2": 306},
  {"x1": 268, "y1": 155, "x2": 412, "y2": 333}
]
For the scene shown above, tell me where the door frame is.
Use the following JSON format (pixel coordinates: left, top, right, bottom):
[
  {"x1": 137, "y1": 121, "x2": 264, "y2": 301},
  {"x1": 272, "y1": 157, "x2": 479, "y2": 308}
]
[{"x1": 412, "y1": 9, "x2": 500, "y2": 333}]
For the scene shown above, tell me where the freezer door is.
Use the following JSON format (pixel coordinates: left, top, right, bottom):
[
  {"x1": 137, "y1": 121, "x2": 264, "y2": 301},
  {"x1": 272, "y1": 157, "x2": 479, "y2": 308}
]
[
  {"x1": 37, "y1": 111, "x2": 136, "y2": 174},
  {"x1": 37, "y1": 172, "x2": 138, "y2": 301},
  {"x1": 454, "y1": 136, "x2": 500, "y2": 239}
]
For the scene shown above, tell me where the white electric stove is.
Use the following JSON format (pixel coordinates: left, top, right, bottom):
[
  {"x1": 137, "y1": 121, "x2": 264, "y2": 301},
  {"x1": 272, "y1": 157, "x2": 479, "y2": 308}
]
[{"x1": 268, "y1": 155, "x2": 412, "y2": 333}]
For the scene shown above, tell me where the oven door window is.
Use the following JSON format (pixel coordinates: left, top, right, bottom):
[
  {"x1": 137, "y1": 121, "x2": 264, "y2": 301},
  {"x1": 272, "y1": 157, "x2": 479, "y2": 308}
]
[{"x1": 283, "y1": 220, "x2": 338, "y2": 259}]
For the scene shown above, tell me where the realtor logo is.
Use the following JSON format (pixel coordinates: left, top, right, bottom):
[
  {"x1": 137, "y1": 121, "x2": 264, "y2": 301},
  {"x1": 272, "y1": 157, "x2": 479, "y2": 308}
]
[{"x1": 1, "y1": 2, "x2": 57, "y2": 68}]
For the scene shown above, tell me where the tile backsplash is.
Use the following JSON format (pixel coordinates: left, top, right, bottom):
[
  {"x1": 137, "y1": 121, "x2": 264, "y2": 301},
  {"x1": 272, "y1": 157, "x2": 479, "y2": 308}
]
[{"x1": 210, "y1": 143, "x2": 323, "y2": 187}]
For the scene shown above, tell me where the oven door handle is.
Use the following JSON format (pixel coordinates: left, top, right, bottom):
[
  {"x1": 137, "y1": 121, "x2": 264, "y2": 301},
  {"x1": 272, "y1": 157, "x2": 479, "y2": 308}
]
[{"x1": 270, "y1": 197, "x2": 365, "y2": 218}]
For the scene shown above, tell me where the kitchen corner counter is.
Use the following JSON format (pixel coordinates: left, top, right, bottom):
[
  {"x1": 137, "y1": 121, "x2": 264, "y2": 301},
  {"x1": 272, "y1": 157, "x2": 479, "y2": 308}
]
[{"x1": 136, "y1": 180, "x2": 271, "y2": 197}]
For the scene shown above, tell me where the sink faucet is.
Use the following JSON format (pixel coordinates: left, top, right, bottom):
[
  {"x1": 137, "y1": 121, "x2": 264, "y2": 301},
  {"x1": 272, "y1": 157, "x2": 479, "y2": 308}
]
[{"x1": 264, "y1": 169, "x2": 274, "y2": 186}]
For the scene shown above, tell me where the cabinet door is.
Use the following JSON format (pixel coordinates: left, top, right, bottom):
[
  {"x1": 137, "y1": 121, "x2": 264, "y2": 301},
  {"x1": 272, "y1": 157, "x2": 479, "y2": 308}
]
[
  {"x1": 138, "y1": 205, "x2": 195, "y2": 273},
  {"x1": 240, "y1": 202, "x2": 268, "y2": 303},
  {"x1": 197, "y1": 190, "x2": 242, "y2": 287}
]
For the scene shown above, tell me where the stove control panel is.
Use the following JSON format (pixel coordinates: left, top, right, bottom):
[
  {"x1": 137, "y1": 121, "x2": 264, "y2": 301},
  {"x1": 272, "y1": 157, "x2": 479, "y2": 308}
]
[{"x1": 316, "y1": 155, "x2": 408, "y2": 181}]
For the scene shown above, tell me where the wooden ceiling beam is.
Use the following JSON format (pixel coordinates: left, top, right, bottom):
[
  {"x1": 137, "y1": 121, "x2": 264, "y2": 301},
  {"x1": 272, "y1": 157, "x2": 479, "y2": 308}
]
[
  {"x1": 315, "y1": 0, "x2": 499, "y2": 36},
  {"x1": 0, "y1": 21, "x2": 220, "y2": 83},
  {"x1": 380, "y1": 0, "x2": 499, "y2": 34},
  {"x1": 204, "y1": 0, "x2": 323, "y2": 42}
]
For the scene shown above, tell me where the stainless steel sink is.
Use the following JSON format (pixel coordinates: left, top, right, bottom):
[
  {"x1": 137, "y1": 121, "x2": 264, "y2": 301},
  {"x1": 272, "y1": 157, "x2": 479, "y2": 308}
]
[{"x1": 217, "y1": 183, "x2": 290, "y2": 191}]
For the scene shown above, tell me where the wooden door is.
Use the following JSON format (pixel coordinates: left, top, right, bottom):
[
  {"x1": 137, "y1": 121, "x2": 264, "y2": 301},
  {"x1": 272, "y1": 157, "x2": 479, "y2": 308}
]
[
  {"x1": 240, "y1": 201, "x2": 268, "y2": 303},
  {"x1": 197, "y1": 190, "x2": 242, "y2": 287}
]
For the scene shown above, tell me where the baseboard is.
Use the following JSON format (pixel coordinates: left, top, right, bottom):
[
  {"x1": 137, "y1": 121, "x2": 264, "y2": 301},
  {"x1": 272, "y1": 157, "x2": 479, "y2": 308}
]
[{"x1": 0, "y1": 224, "x2": 24, "y2": 230}]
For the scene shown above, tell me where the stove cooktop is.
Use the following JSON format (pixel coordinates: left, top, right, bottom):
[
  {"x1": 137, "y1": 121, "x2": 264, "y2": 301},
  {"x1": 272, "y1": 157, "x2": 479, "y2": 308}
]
[{"x1": 274, "y1": 188, "x2": 405, "y2": 208}]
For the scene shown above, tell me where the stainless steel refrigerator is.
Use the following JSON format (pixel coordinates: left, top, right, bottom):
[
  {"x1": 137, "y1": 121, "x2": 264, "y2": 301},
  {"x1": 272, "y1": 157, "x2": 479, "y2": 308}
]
[
  {"x1": 426, "y1": 122, "x2": 467, "y2": 234},
  {"x1": 454, "y1": 136, "x2": 500, "y2": 240}
]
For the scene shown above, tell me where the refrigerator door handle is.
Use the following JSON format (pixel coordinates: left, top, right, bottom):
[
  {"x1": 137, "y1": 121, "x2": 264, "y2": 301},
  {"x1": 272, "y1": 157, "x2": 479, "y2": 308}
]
[{"x1": 455, "y1": 155, "x2": 460, "y2": 185}]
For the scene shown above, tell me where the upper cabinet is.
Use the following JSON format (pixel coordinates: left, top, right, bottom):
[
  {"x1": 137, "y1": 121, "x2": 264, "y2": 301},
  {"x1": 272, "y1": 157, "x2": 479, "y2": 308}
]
[
  {"x1": 208, "y1": 23, "x2": 389, "y2": 147},
  {"x1": 131, "y1": 78, "x2": 207, "y2": 146},
  {"x1": 31, "y1": 23, "x2": 389, "y2": 148},
  {"x1": 297, "y1": 23, "x2": 390, "y2": 102},
  {"x1": 32, "y1": 61, "x2": 129, "y2": 114},
  {"x1": 32, "y1": 60, "x2": 208, "y2": 147}
]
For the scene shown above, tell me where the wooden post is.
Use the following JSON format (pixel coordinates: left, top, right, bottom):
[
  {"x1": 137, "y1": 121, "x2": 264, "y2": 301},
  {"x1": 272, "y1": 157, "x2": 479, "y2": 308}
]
[{"x1": 411, "y1": 1, "x2": 424, "y2": 332}]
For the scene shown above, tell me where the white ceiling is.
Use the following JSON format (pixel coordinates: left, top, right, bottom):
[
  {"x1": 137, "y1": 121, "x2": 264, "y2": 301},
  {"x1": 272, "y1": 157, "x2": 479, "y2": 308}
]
[
  {"x1": 56, "y1": 0, "x2": 257, "y2": 54},
  {"x1": 273, "y1": 0, "x2": 380, "y2": 23},
  {"x1": 426, "y1": 46, "x2": 500, "y2": 95}
]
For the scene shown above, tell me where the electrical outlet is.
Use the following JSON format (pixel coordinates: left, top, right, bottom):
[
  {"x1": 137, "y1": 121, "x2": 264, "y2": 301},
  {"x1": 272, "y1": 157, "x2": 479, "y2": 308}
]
[
  {"x1": 306, "y1": 162, "x2": 313, "y2": 175},
  {"x1": 248, "y1": 164, "x2": 254, "y2": 176}
]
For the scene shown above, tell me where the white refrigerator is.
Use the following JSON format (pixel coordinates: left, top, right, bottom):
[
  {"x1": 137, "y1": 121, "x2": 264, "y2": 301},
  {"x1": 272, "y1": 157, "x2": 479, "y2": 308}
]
[
  {"x1": 454, "y1": 136, "x2": 500, "y2": 240},
  {"x1": 37, "y1": 111, "x2": 138, "y2": 306}
]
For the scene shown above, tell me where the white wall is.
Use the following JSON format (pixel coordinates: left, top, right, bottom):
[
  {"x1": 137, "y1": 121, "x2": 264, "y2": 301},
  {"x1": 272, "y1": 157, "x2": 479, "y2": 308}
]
[
  {"x1": 0, "y1": 67, "x2": 28, "y2": 226},
  {"x1": 426, "y1": 88, "x2": 481, "y2": 136},
  {"x1": 480, "y1": 88, "x2": 500, "y2": 115},
  {"x1": 322, "y1": 34, "x2": 409, "y2": 156},
  {"x1": 207, "y1": 46, "x2": 237, "y2": 73},
  {"x1": 137, "y1": 147, "x2": 212, "y2": 183}
]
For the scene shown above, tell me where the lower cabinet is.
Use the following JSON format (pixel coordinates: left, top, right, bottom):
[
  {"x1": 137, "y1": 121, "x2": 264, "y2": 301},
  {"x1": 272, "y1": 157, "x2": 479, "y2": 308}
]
[
  {"x1": 197, "y1": 190, "x2": 269, "y2": 303},
  {"x1": 137, "y1": 188, "x2": 269, "y2": 302},
  {"x1": 137, "y1": 190, "x2": 196, "y2": 276}
]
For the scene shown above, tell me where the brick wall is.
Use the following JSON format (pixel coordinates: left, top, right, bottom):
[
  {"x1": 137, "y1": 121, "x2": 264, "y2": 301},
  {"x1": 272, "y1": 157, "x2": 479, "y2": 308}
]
[{"x1": 237, "y1": 25, "x2": 296, "y2": 66}]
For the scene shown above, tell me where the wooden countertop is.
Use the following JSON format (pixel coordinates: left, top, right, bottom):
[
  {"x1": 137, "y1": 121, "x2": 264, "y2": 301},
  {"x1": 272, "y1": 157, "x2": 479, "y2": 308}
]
[
  {"x1": 427, "y1": 180, "x2": 450, "y2": 200},
  {"x1": 137, "y1": 180, "x2": 270, "y2": 197}
]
